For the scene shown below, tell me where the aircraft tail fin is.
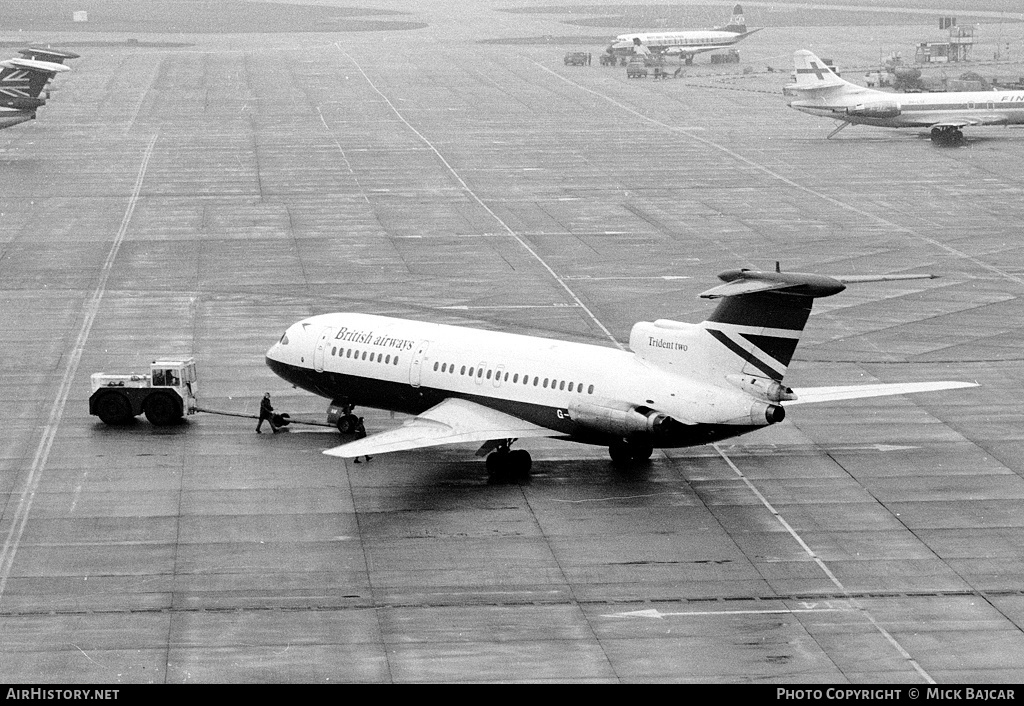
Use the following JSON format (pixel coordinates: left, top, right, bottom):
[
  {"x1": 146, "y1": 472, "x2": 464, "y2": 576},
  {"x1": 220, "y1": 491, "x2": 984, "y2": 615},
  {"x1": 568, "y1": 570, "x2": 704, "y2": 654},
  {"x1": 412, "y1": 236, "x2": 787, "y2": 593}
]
[
  {"x1": 790, "y1": 50, "x2": 852, "y2": 91},
  {"x1": 0, "y1": 58, "x2": 69, "y2": 108},
  {"x1": 719, "y1": 4, "x2": 747, "y2": 33},
  {"x1": 694, "y1": 267, "x2": 844, "y2": 382},
  {"x1": 691, "y1": 267, "x2": 937, "y2": 383}
]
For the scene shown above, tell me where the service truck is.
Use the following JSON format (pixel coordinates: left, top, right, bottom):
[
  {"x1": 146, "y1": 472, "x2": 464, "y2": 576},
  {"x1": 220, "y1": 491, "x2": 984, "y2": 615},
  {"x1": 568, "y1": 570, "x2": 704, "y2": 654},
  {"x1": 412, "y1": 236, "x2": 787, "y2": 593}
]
[{"x1": 90, "y1": 358, "x2": 197, "y2": 426}]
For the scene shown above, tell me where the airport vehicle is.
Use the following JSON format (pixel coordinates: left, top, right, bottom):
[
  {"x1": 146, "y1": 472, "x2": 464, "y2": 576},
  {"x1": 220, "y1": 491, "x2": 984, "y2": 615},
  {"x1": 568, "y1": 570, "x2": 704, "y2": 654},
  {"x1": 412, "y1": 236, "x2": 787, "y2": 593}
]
[
  {"x1": 563, "y1": 52, "x2": 589, "y2": 66},
  {"x1": 0, "y1": 50, "x2": 73, "y2": 130},
  {"x1": 607, "y1": 4, "x2": 759, "y2": 65},
  {"x1": 89, "y1": 358, "x2": 198, "y2": 426},
  {"x1": 626, "y1": 58, "x2": 648, "y2": 79},
  {"x1": 785, "y1": 49, "x2": 1024, "y2": 144},
  {"x1": 264, "y1": 268, "x2": 976, "y2": 482}
]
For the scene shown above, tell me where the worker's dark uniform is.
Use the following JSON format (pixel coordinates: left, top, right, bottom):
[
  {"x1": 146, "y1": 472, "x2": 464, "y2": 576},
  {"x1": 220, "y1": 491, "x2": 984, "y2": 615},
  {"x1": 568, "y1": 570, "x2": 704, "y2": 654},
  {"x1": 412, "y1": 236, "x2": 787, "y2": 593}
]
[
  {"x1": 257, "y1": 396, "x2": 277, "y2": 433},
  {"x1": 353, "y1": 418, "x2": 371, "y2": 462}
]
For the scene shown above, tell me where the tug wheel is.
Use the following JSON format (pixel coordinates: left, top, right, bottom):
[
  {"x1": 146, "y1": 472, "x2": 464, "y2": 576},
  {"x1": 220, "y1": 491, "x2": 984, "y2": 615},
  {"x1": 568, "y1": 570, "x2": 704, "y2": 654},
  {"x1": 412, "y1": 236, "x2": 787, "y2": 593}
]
[
  {"x1": 95, "y1": 392, "x2": 133, "y2": 425},
  {"x1": 144, "y1": 392, "x2": 180, "y2": 426}
]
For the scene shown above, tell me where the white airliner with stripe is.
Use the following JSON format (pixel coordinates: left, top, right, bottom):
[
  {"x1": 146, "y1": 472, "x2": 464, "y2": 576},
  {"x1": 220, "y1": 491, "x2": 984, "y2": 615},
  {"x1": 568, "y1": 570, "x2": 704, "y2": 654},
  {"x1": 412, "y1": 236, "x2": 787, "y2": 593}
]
[
  {"x1": 265, "y1": 268, "x2": 976, "y2": 481},
  {"x1": 608, "y1": 4, "x2": 759, "y2": 65},
  {"x1": 785, "y1": 49, "x2": 1024, "y2": 143}
]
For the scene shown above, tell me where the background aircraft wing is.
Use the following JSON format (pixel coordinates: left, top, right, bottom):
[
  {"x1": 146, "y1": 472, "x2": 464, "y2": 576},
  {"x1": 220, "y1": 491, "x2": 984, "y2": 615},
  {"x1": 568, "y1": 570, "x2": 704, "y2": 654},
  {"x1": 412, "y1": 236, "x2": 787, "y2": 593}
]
[
  {"x1": 786, "y1": 380, "x2": 977, "y2": 406},
  {"x1": 323, "y1": 397, "x2": 562, "y2": 458}
]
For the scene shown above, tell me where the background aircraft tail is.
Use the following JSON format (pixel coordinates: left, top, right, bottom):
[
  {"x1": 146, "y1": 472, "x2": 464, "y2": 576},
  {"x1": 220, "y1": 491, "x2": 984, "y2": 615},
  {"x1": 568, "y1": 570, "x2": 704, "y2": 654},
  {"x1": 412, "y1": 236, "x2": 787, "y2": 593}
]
[
  {"x1": 790, "y1": 49, "x2": 852, "y2": 91},
  {"x1": 0, "y1": 57, "x2": 69, "y2": 108},
  {"x1": 719, "y1": 4, "x2": 747, "y2": 33}
]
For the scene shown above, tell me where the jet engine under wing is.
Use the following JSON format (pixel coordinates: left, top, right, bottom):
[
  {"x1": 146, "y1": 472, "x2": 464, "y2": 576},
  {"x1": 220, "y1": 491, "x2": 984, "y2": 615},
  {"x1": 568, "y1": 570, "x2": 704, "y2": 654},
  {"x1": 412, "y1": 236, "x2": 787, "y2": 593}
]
[
  {"x1": 323, "y1": 397, "x2": 563, "y2": 459},
  {"x1": 786, "y1": 380, "x2": 977, "y2": 406}
]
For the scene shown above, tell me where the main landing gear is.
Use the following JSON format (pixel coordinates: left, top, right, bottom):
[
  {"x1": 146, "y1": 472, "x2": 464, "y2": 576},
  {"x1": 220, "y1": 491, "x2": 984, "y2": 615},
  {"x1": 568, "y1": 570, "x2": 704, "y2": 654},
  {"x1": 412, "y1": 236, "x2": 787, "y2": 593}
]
[
  {"x1": 485, "y1": 441, "x2": 532, "y2": 485},
  {"x1": 930, "y1": 125, "x2": 964, "y2": 145},
  {"x1": 608, "y1": 438, "x2": 654, "y2": 465}
]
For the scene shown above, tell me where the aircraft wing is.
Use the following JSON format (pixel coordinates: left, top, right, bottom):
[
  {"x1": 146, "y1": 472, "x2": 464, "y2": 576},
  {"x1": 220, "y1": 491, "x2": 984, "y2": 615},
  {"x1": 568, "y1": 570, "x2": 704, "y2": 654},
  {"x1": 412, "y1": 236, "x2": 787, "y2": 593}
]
[
  {"x1": 786, "y1": 380, "x2": 977, "y2": 406},
  {"x1": 323, "y1": 397, "x2": 562, "y2": 459}
]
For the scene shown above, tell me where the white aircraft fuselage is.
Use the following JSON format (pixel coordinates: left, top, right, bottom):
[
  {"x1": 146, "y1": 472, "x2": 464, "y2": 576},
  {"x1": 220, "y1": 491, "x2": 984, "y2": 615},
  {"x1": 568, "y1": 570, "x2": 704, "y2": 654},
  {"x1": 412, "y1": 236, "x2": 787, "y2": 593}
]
[
  {"x1": 265, "y1": 312, "x2": 775, "y2": 450},
  {"x1": 790, "y1": 87, "x2": 1024, "y2": 129},
  {"x1": 610, "y1": 29, "x2": 752, "y2": 56}
]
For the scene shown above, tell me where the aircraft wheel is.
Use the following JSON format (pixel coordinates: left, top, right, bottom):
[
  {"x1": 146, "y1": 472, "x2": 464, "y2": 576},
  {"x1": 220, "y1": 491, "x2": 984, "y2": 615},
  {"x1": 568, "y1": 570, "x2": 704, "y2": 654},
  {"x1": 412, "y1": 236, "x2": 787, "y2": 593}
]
[
  {"x1": 509, "y1": 449, "x2": 532, "y2": 481},
  {"x1": 609, "y1": 441, "x2": 633, "y2": 465},
  {"x1": 95, "y1": 392, "x2": 133, "y2": 425},
  {"x1": 930, "y1": 127, "x2": 963, "y2": 145},
  {"x1": 631, "y1": 442, "x2": 654, "y2": 461},
  {"x1": 486, "y1": 450, "x2": 509, "y2": 485},
  {"x1": 144, "y1": 392, "x2": 180, "y2": 426},
  {"x1": 337, "y1": 414, "x2": 357, "y2": 434}
]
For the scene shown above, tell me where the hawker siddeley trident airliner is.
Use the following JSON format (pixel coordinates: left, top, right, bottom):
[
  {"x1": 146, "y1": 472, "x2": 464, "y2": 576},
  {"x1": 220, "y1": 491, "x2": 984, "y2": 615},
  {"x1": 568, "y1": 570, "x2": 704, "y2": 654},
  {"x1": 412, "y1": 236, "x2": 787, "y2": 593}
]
[
  {"x1": 265, "y1": 267, "x2": 976, "y2": 482},
  {"x1": 786, "y1": 49, "x2": 1024, "y2": 144}
]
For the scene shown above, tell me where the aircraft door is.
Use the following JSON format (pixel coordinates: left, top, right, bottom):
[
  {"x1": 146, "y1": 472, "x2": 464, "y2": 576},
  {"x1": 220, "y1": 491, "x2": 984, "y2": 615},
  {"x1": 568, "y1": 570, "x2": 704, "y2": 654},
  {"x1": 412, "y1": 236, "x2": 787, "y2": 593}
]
[
  {"x1": 314, "y1": 327, "x2": 333, "y2": 373},
  {"x1": 493, "y1": 364, "x2": 505, "y2": 388},
  {"x1": 409, "y1": 341, "x2": 430, "y2": 388}
]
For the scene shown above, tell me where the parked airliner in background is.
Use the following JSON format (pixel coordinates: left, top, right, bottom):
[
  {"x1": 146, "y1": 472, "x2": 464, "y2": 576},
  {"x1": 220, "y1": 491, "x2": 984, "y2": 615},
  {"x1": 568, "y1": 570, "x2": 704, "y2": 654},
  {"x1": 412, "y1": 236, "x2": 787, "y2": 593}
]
[
  {"x1": 265, "y1": 267, "x2": 976, "y2": 483},
  {"x1": 608, "y1": 5, "x2": 759, "y2": 64},
  {"x1": 0, "y1": 47, "x2": 76, "y2": 130},
  {"x1": 786, "y1": 49, "x2": 1024, "y2": 143}
]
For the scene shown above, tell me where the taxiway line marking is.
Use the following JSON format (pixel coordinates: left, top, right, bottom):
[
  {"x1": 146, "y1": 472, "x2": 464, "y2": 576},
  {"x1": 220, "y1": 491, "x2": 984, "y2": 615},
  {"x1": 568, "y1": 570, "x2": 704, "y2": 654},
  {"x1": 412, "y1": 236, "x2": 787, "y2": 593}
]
[
  {"x1": 338, "y1": 45, "x2": 624, "y2": 349},
  {"x1": 712, "y1": 443, "x2": 936, "y2": 684},
  {"x1": 0, "y1": 133, "x2": 160, "y2": 603},
  {"x1": 605, "y1": 606, "x2": 853, "y2": 619}
]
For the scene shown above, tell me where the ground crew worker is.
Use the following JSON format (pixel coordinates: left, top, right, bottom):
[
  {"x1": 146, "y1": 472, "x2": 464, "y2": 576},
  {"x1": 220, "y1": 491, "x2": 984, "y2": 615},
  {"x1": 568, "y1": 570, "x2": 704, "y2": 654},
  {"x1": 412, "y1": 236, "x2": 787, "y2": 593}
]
[
  {"x1": 256, "y1": 392, "x2": 278, "y2": 433},
  {"x1": 352, "y1": 417, "x2": 372, "y2": 463}
]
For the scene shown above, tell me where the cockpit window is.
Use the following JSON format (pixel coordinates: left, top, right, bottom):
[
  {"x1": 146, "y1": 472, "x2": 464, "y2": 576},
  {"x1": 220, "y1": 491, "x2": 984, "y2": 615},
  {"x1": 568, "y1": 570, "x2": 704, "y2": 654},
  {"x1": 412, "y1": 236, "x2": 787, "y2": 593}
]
[{"x1": 280, "y1": 333, "x2": 289, "y2": 345}]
